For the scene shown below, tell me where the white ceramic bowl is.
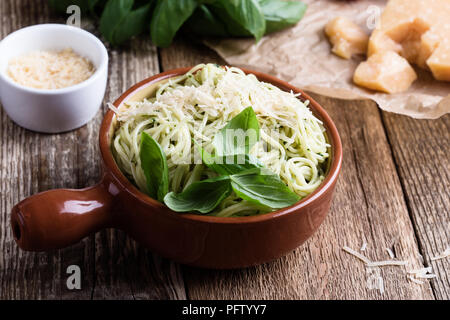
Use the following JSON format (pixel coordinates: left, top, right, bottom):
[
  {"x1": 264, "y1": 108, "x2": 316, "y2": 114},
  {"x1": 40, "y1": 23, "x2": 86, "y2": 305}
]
[{"x1": 0, "y1": 24, "x2": 108, "y2": 133}]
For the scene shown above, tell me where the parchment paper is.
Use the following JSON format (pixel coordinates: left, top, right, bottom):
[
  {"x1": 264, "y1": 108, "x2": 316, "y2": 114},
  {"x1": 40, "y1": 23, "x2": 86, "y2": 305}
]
[{"x1": 205, "y1": 0, "x2": 450, "y2": 119}]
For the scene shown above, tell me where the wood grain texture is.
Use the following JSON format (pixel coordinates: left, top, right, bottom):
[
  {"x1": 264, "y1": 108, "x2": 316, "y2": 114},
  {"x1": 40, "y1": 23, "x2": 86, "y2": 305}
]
[
  {"x1": 382, "y1": 112, "x2": 450, "y2": 299},
  {"x1": 0, "y1": 0, "x2": 94, "y2": 300},
  {"x1": 91, "y1": 36, "x2": 186, "y2": 300},
  {"x1": 0, "y1": 1, "x2": 448, "y2": 300},
  {"x1": 0, "y1": 0, "x2": 185, "y2": 300},
  {"x1": 160, "y1": 42, "x2": 436, "y2": 300}
]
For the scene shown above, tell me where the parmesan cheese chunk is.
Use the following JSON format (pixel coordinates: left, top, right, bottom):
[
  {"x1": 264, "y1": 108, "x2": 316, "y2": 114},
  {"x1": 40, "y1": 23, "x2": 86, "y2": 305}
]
[
  {"x1": 427, "y1": 43, "x2": 450, "y2": 81},
  {"x1": 7, "y1": 48, "x2": 95, "y2": 90},
  {"x1": 353, "y1": 51, "x2": 417, "y2": 93},
  {"x1": 325, "y1": 17, "x2": 369, "y2": 59},
  {"x1": 360, "y1": 0, "x2": 450, "y2": 91}
]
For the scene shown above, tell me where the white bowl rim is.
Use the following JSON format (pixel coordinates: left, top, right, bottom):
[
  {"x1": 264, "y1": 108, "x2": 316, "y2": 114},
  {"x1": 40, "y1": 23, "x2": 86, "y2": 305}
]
[{"x1": 0, "y1": 23, "x2": 108, "y2": 95}]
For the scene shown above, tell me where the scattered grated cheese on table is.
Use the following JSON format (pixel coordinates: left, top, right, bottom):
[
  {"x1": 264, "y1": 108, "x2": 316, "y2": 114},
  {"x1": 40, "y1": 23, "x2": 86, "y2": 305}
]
[
  {"x1": 367, "y1": 260, "x2": 408, "y2": 267},
  {"x1": 343, "y1": 241, "x2": 447, "y2": 290},
  {"x1": 431, "y1": 247, "x2": 450, "y2": 261},
  {"x1": 360, "y1": 241, "x2": 367, "y2": 252},
  {"x1": 343, "y1": 246, "x2": 371, "y2": 264},
  {"x1": 386, "y1": 248, "x2": 395, "y2": 259},
  {"x1": 407, "y1": 276, "x2": 424, "y2": 285},
  {"x1": 343, "y1": 246, "x2": 407, "y2": 267},
  {"x1": 407, "y1": 266, "x2": 437, "y2": 283}
]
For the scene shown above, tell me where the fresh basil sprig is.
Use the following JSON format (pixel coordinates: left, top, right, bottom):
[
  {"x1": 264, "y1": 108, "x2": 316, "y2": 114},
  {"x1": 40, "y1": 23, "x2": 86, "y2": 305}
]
[
  {"x1": 213, "y1": 106, "x2": 260, "y2": 156},
  {"x1": 150, "y1": 0, "x2": 199, "y2": 48},
  {"x1": 198, "y1": 106, "x2": 262, "y2": 175},
  {"x1": 208, "y1": 0, "x2": 266, "y2": 42},
  {"x1": 163, "y1": 107, "x2": 300, "y2": 214},
  {"x1": 139, "y1": 131, "x2": 169, "y2": 202},
  {"x1": 164, "y1": 176, "x2": 232, "y2": 213},
  {"x1": 138, "y1": 107, "x2": 299, "y2": 214},
  {"x1": 49, "y1": 0, "x2": 307, "y2": 47},
  {"x1": 230, "y1": 168, "x2": 300, "y2": 208},
  {"x1": 184, "y1": 4, "x2": 229, "y2": 37},
  {"x1": 99, "y1": 0, "x2": 152, "y2": 46},
  {"x1": 258, "y1": 0, "x2": 307, "y2": 33},
  {"x1": 164, "y1": 167, "x2": 299, "y2": 213},
  {"x1": 201, "y1": 149, "x2": 264, "y2": 176}
]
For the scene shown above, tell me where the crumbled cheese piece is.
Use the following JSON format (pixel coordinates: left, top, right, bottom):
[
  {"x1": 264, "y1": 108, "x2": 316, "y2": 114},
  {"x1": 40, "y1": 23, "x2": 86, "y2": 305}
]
[
  {"x1": 7, "y1": 48, "x2": 95, "y2": 90},
  {"x1": 325, "y1": 17, "x2": 369, "y2": 59},
  {"x1": 353, "y1": 51, "x2": 417, "y2": 93},
  {"x1": 356, "y1": 0, "x2": 450, "y2": 92},
  {"x1": 386, "y1": 248, "x2": 395, "y2": 259},
  {"x1": 360, "y1": 241, "x2": 367, "y2": 252}
]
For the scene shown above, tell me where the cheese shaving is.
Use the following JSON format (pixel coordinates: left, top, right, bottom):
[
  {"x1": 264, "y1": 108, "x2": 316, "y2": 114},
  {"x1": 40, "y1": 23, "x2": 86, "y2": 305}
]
[
  {"x1": 343, "y1": 246, "x2": 371, "y2": 264},
  {"x1": 343, "y1": 245, "x2": 408, "y2": 294},
  {"x1": 367, "y1": 260, "x2": 408, "y2": 268},
  {"x1": 386, "y1": 248, "x2": 395, "y2": 259},
  {"x1": 431, "y1": 247, "x2": 450, "y2": 261},
  {"x1": 343, "y1": 246, "x2": 407, "y2": 267},
  {"x1": 360, "y1": 241, "x2": 367, "y2": 252},
  {"x1": 343, "y1": 241, "x2": 444, "y2": 290},
  {"x1": 407, "y1": 276, "x2": 424, "y2": 285},
  {"x1": 407, "y1": 266, "x2": 437, "y2": 283},
  {"x1": 408, "y1": 267, "x2": 432, "y2": 275}
]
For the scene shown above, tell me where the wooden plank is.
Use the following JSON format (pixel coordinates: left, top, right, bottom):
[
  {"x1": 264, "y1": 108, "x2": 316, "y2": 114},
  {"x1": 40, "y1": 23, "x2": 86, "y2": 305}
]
[
  {"x1": 160, "y1": 41, "x2": 435, "y2": 299},
  {"x1": 0, "y1": 0, "x2": 93, "y2": 300},
  {"x1": 91, "y1": 35, "x2": 186, "y2": 300},
  {"x1": 0, "y1": 0, "x2": 185, "y2": 300},
  {"x1": 382, "y1": 112, "x2": 450, "y2": 300}
]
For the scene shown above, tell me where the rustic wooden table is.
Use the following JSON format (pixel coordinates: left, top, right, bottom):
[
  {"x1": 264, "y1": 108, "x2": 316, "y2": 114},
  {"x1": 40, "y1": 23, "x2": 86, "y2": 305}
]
[{"x1": 0, "y1": 0, "x2": 448, "y2": 300}]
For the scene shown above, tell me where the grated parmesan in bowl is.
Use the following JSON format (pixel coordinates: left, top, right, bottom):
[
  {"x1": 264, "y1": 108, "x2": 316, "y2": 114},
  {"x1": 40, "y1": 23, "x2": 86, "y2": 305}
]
[
  {"x1": 0, "y1": 24, "x2": 108, "y2": 132},
  {"x1": 7, "y1": 48, "x2": 96, "y2": 90}
]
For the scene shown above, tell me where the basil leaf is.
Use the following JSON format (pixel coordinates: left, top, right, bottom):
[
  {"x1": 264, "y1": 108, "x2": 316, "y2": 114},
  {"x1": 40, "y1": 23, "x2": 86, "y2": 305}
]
[
  {"x1": 200, "y1": 147, "x2": 263, "y2": 175},
  {"x1": 100, "y1": 0, "x2": 151, "y2": 45},
  {"x1": 100, "y1": 0, "x2": 133, "y2": 43},
  {"x1": 230, "y1": 168, "x2": 300, "y2": 208},
  {"x1": 213, "y1": 106, "x2": 260, "y2": 156},
  {"x1": 184, "y1": 4, "x2": 228, "y2": 37},
  {"x1": 112, "y1": 3, "x2": 152, "y2": 45},
  {"x1": 258, "y1": 0, "x2": 307, "y2": 33},
  {"x1": 164, "y1": 176, "x2": 232, "y2": 213},
  {"x1": 139, "y1": 131, "x2": 169, "y2": 202},
  {"x1": 211, "y1": 0, "x2": 266, "y2": 41},
  {"x1": 150, "y1": 0, "x2": 198, "y2": 47}
]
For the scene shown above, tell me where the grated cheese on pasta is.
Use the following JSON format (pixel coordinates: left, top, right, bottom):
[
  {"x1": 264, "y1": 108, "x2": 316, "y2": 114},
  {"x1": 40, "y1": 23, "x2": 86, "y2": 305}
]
[{"x1": 110, "y1": 64, "x2": 330, "y2": 217}]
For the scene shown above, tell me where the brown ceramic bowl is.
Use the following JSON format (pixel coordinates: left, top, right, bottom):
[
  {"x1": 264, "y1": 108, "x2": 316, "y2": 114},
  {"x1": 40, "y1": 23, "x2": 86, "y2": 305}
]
[{"x1": 10, "y1": 67, "x2": 342, "y2": 269}]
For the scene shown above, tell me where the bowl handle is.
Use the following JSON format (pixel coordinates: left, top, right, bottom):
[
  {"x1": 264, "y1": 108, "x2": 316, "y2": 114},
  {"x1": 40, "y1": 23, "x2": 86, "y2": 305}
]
[{"x1": 10, "y1": 176, "x2": 118, "y2": 251}]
